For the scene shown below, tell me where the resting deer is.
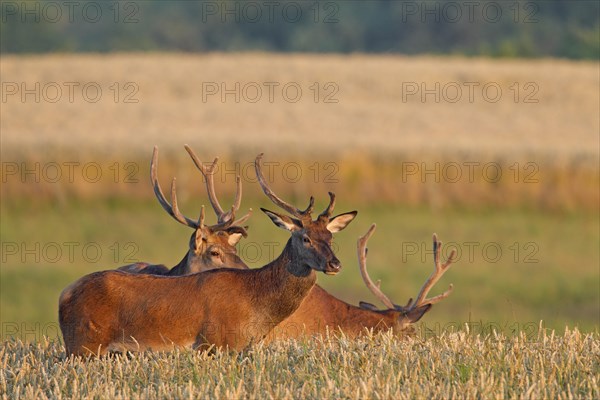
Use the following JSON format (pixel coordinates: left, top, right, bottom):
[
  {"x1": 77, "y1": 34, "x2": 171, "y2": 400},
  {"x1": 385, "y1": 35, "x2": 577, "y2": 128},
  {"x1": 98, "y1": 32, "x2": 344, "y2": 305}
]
[
  {"x1": 119, "y1": 145, "x2": 251, "y2": 275},
  {"x1": 58, "y1": 154, "x2": 357, "y2": 356},
  {"x1": 127, "y1": 152, "x2": 455, "y2": 339},
  {"x1": 253, "y1": 156, "x2": 455, "y2": 339},
  {"x1": 271, "y1": 225, "x2": 456, "y2": 339}
]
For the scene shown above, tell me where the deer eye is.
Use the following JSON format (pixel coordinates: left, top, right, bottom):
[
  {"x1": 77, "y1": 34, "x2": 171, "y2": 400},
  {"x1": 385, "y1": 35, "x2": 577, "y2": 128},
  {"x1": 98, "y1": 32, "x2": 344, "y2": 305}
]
[
  {"x1": 210, "y1": 250, "x2": 220, "y2": 257},
  {"x1": 302, "y1": 236, "x2": 311, "y2": 245}
]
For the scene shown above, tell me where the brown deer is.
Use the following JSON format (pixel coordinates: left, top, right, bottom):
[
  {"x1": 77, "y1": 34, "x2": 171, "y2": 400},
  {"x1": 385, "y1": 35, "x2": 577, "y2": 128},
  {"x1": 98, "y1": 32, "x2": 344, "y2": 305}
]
[
  {"x1": 125, "y1": 152, "x2": 455, "y2": 339},
  {"x1": 118, "y1": 145, "x2": 251, "y2": 275},
  {"x1": 58, "y1": 153, "x2": 357, "y2": 356},
  {"x1": 269, "y1": 225, "x2": 456, "y2": 339}
]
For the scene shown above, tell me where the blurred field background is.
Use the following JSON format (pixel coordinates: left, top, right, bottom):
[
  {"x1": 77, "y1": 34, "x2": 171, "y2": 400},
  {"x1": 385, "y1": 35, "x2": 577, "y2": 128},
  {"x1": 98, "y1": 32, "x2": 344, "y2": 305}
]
[
  {"x1": 2, "y1": 53, "x2": 598, "y2": 208},
  {"x1": 1, "y1": 52, "x2": 598, "y2": 341}
]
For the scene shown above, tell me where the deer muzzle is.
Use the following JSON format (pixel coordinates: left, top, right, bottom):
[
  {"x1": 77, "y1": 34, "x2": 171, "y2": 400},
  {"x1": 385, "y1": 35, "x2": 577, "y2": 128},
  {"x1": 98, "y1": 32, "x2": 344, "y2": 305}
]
[{"x1": 324, "y1": 260, "x2": 342, "y2": 275}]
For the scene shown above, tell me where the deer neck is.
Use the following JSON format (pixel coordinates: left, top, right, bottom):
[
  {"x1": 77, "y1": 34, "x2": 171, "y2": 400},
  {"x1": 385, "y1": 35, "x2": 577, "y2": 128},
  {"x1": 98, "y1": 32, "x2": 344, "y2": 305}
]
[
  {"x1": 167, "y1": 252, "x2": 191, "y2": 276},
  {"x1": 254, "y1": 238, "x2": 317, "y2": 322}
]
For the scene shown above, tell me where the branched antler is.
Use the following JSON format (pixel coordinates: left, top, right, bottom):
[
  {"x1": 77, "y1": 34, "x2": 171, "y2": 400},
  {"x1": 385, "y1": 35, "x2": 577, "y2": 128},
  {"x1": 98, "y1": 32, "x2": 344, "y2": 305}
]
[
  {"x1": 357, "y1": 228, "x2": 456, "y2": 312},
  {"x1": 184, "y1": 144, "x2": 251, "y2": 226},
  {"x1": 406, "y1": 233, "x2": 455, "y2": 309},
  {"x1": 151, "y1": 146, "x2": 251, "y2": 230}
]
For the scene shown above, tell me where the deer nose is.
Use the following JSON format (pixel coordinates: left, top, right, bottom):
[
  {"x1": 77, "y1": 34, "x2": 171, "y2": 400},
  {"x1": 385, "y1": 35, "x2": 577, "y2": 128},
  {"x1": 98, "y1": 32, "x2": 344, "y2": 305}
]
[{"x1": 324, "y1": 260, "x2": 342, "y2": 275}]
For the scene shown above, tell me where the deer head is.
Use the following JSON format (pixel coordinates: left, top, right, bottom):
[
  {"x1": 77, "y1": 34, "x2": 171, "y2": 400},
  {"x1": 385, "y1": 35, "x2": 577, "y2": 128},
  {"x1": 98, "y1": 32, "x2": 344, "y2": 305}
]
[
  {"x1": 255, "y1": 154, "x2": 357, "y2": 276},
  {"x1": 357, "y1": 224, "x2": 456, "y2": 332},
  {"x1": 151, "y1": 145, "x2": 252, "y2": 273}
]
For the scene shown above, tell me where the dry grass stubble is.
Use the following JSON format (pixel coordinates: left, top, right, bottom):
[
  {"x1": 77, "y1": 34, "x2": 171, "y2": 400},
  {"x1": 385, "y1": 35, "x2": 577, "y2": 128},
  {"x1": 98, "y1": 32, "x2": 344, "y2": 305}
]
[{"x1": 1, "y1": 328, "x2": 598, "y2": 399}]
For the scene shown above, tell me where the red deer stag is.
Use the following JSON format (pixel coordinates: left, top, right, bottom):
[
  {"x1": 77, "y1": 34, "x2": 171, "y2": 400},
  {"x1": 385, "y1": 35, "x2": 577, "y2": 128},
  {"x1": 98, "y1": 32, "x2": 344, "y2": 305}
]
[
  {"x1": 272, "y1": 224, "x2": 456, "y2": 338},
  {"x1": 253, "y1": 159, "x2": 455, "y2": 340},
  {"x1": 58, "y1": 154, "x2": 357, "y2": 356},
  {"x1": 119, "y1": 145, "x2": 250, "y2": 275}
]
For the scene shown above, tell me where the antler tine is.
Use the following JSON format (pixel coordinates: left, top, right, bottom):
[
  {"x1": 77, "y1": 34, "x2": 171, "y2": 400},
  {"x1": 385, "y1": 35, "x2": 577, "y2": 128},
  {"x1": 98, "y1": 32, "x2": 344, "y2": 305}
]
[
  {"x1": 184, "y1": 144, "x2": 226, "y2": 220},
  {"x1": 409, "y1": 233, "x2": 456, "y2": 309},
  {"x1": 150, "y1": 146, "x2": 198, "y2": 228},
  {"x1": 170, "y1": 178, "x2": 201, "y2": 227},
  {"x1": 193, "y1": 206, "x2": 206, "y2": 253},
  {"x1": 255, "y1": 153, "x2": 310, "y2": 219},
  {"x1": 232, "y1": 175, "x2": 243, "y2": 211},
  {"x1": 231, "y1": 208, "x2": 253, "y2": 226},
  {"x1": 210, "y1": 206, "x2": 236, "y2": 231},
  {"x1": 358, "y1": 224, "x2": 396, "y2": 310},
  {"x1": 219, "y1": 174, "x2": 245, "y2": 223},
  {"x1": 318, "y1": 192, "x2": 336, "y2": 219},
  {"x1": 198, "y1": 205, "x2": 205, "y2": 229}
]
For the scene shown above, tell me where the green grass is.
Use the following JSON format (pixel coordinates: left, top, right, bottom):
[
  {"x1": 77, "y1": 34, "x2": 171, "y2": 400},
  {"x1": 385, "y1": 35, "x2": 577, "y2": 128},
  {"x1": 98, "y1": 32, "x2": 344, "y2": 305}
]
[
  {"x1": 1, "y1": 198, "x2": 598, "y2": 342},
  {"x1": 1, "y1": 329, "x2": 598, "y2": 399}
]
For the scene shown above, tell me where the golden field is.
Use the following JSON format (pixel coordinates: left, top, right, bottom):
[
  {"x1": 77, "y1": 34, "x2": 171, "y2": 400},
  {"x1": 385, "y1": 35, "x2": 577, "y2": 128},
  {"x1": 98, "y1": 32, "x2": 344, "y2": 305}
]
[
  {"x1": 1, "y1": 53, "x2": 599, "y2": 210},
  {"x1": 1, "y1": 53, "x2": 598, "y2": 157}
]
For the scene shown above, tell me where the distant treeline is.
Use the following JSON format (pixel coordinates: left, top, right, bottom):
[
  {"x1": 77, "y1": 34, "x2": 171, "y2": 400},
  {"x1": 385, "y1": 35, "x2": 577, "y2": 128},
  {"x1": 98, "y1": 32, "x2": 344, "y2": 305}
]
[{"x1": 1, "y1": 0, "x2": 599, "y2": 58}]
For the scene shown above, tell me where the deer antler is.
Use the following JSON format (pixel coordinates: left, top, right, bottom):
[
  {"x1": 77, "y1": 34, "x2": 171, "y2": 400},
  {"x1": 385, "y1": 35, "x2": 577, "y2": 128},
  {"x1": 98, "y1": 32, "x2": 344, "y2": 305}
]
[
  {"x1": 184, "y1": 144, "x2": 252, "y2": 227},
  {"x1": 357, "y1": 224, "x2": 396, "y2": 309},
  {"x1": 406, "y1": 233, "x2": 455, "y2": 310},
  {"x1": 254, "y1": 153, "x2": 314, "y2": 220},
  {"x1": 358, "y1": 228, "x2": 456, "y2": 312},
  {"x1": 151, "y1": 146, "x2": 200, "y2": 228},
  {"x1": 318, "y1": 192, "x2": 336, "y2": 220}
]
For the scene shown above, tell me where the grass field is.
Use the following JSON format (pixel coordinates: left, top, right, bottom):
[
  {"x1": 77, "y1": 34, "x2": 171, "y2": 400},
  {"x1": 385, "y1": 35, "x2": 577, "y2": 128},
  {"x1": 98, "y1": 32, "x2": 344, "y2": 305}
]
[
  {"x1": 1, "y1": 329, "x2": 598, "y2": 398},
  {"x1": 1, "y1": 53, "x2": 598, "y2": 398},
  {"x1": 2, "y1": 198, "x2": 598, "y2": 339}
]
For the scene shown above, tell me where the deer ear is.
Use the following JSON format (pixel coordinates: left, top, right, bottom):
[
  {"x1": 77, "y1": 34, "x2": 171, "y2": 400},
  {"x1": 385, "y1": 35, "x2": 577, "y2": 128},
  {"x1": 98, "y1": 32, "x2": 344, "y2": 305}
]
[
  {"x1": 326, "y1": 211, "x2": 358, "y2": 233},
  {"x1": 227, "y1": 233, "x2": 243, "y2": 246},
  {"x1": 405, "y1": 304, "x2": 432, "y2": 323},
  {"x1": 261, "y1": 208, "x2": 302, "y2": 231}
]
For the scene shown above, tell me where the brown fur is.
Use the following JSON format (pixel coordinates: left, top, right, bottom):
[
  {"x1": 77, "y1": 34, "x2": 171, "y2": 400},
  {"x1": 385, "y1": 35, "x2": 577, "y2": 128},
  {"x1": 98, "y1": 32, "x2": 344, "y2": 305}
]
[
  {"x1": 267, "y1": 285, "x2": 431, "y2": 340},
  {"x1": 120, "y1": 232, "x2": 429, "y2": 340},
  {"x1": 60, "y1": 244, "x2": 315, "y2": 355},
  {"x1": 59, "y1": 209, "x2": 351, "y2": 356}
]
